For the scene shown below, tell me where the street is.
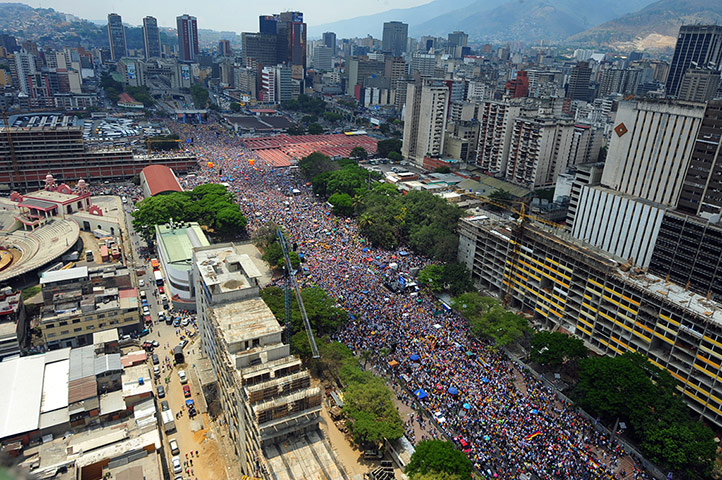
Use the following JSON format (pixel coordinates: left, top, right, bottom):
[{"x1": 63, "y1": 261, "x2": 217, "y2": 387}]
[{"x1": 120, "y1": 199, "x2": 235, "y2": 480}]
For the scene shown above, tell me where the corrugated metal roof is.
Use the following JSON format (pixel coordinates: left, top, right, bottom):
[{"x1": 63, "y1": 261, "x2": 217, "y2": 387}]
[
  {"x1": 69, "y1": 345, "x2": 95, "y2": 381},
  {"x1": 95, "y1": 353, "x2": 122, "y2": 375},
  {"x1": 68, "y1": 376, "x2": 97, "y2": 404},
  {"x1": 41, "y1": 266, "x2": 88, "y2": 285}
]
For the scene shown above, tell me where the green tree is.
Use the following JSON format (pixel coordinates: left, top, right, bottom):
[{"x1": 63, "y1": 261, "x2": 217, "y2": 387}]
[
  {"x1": 190, "y1": 83, "x2": 210, "y2": 109},
  {"x1": 376, "y1": 138, "x2": 402, "y2": 156},
  {"x1": 418, "y1": 264, "x2": 445, "y2": 292},
  {"x1": 229, "y1": 102, "x2": 241, "y2": 112},
  {"x1": 260, "y1": 286, "x2": 345, "y2": 337},
  {"x1": 410, "y1": 472, "x2": 463, "y2": 480},
  {"x1": 307, "y1": 123, "x2": 324, "y2": 135},
  {"x1": 530, "y1": 331, "x2": 588, "y2": 366},
  {"x1": 328, "y1": 193, "x2": 354, "y2": 216},
  {"x1": 287, "y1": 124, "x2": 305, "y2": 135},
  {"x1": 215, "y1": 206, "x2": 248, "y2": 237},
  {"x1": 299, "y1": 152, "x2": 338, "y2": 179},
  {"x1": 642, "y1": 421, "x2": 716, "y2": 477},
  {"x1": 451, "y1": 293, "x2": 528, "y2": 346},
  {"x1": 406, "y1": 440, "x2": 472, "y2": 479},
  {"x1": 301, "y1": 114, "x2": 318, "y2": 124},
  {"x1": 388, "y1": 151, "x2": 403, "y2": 162},
  {"x1": 442, "y1": 262, "x2": 471, "y2": 295},
  {"x1": 350, "y1": 146, "x2": 367, "y2": 160},
  {"x1": 131, "y1": 193, "x2": 191, "y2": 241},
  {"x1": 434, "y1": 166, "x2": 451, "y2": 174},
  {"x1": 379, "y1": 123, "x2": 391, "y2": 135},
  {"x1": 343, "y1": 378, "x2": 403, "y2": 447}
]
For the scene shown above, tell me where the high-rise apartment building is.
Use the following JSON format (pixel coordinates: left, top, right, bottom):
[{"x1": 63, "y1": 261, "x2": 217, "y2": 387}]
[
  {"x1": 666, "y1": 25, "x2": 722, "y2": 98},
  {"x1": 678, "y1": 100, "x2": 722, "y2": 217},
  {"x1": 385, "y1": 56, "x2": 407, "y2": 111},
  {"x1": 176, "y1": 14, "x2": 199, "y2": 63},
  {"x1": 322, "y1": 32, "x2": 337, "y2": 56},
  {"x1": 218, "y1": 39, "x2": 232, "y2": 57},
  {"x1": 107, "y1": 13, "x2": 127, "y2": 62},
  {"x1": 312, "y1": 45, "x2": 332, "y2": 71},
  {"x1": 259, "y1": 15, "x2": 278, "y2": 35},
  {"x1": 382, "y1": 21, "x2": 408, "y2": 57},
  {"x1": 12, "y1": 49, "x2": 37, "y2": 94},
  {"x1": 276, "y1": 12, "x2": 306, "y2": 69},
  {"x1": 142, "y1": 16, "x2": 161, "y2": 60},
  {"x1": 410, "y1": 53, "x2": 436, "y2": 76},
  {"x1": 475, "y1": 100, "x2": 525, "y2": 175},
  {"x1": 567, "y1": 61, "x2": 592, "y2": 102},
  {"x1": 346, "y1": 56, "x2": 384, "y2": 96},
  {"x1": 601, "y1": 100, "x2": 706, "y2": 207},
  {"x1": 241, "y1": 33, "x2": 278, "y2": 68},
  {"x1": 402, "y1": 78, "x2": 449, "y2": 165},
  {"x1": 677, "y1": 68, "x2": 721, "y2": 103},
  {"x1": 506, "y1": 117, "x2": 576, "y2": 188}
]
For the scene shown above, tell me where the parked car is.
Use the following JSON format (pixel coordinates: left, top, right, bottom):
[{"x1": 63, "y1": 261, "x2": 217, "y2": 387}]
[
  {"x1": 183, "y1": 385, "x2": 191, "y2": 398},
  {"x1": 178, "y1": 370, "x2": 187, "y2": 384},
  {"x1": 139, "y1": 328, "x2": 150, "y2": 337},
  {"x1": 156, "y1": 385, "x2": 165, "y2": 398},
  {"x1": 180, "y1": 339, "x2": 188, "y2": 349},
  {"x1": 169, "y1": 438, "x2": 180, "y2": 455},
  {"x1": 158, "y1": 286, "x2": 165, "y2": 294},
  {"x1": 172, "y1": 456, "x2": 182, "y2": 474},
  {"x1": 160, "y1": 400, "x2": 169, "y2": 411},
  {"x1": 142, "y1": 305, "x2": 150, "y2": 315},
  {"x1": 181, "y1": 318, "x2": 189, "y2": 327},
  {"x1": 153, "y1": 365, "x2": 160, "y2": 377},
  {"x1": 139, "y1": 279, "x2": 145, "y2": 287},
  {"x1": 152, "y1": 354, "x2": 159, "y2": 365}
]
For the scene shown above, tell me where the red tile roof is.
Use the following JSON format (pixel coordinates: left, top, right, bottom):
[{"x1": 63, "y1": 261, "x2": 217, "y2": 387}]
[{"x1": 141, "y1": 165, "x2": 183, "y2": 196}]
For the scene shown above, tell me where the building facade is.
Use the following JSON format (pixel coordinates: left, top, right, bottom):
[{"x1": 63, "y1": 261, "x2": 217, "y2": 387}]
[
  {"x1": 176, "y1": 14, "x2": 199, "y2": 63},
  {"x1": 382, "y1": 21, "x2": 408, "y2": 57},
  {"x1": 402, "y1": 78, "x2": 449, "y2": 165},
  {"x1": 107, "y1": 13, "x2": 127, "y2": 62},
  {"x1": 142, "y1": 16, "x2": 161, "y2": 60},
  {"x1": 666, "y1": 25, "x2": 722, "y2": 98},
  {"x1": 601, "y1": 100, "x2": 706, "y2": 207},
  {"x1": 458, "y1": 214, "x2": 722, "y2": 428}
]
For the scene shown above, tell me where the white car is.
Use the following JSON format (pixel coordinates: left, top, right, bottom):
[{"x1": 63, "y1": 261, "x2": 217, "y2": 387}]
[
  {"x1": 139, "y1": 279, "x2": 145, "y2": 287},
  {"x1": 142, "y1": 306, "x2": 150, "y2": 315},
  {"x1": 178, "y1": 370, "x2": 187, "y2": 384},
  {"x1": 172, "y1": 456, "x2": 182, "y2": 474},
  {"x1": 169, "y1": 438, "x2": 180, "y2": 455}
]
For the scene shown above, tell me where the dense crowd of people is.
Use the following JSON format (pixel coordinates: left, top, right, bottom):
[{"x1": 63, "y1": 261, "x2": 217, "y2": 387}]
[{"x1": 165, "y1": 123, "x2": 650, "y2": 480}]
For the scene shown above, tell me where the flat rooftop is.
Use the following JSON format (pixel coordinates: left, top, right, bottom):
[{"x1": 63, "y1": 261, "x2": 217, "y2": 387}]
[
  {"x1": 263, "y1": 429, "x2": 348, "y2": 480},
  {"x1": 157, "y1": 223, "x2": 210, "y2": 265},
  {"x1": 212, "y1": 297, "x2": 282, "y2": 346},
  {"x1": 194, "y1": 243, "x2": 269, "y2": 294}
]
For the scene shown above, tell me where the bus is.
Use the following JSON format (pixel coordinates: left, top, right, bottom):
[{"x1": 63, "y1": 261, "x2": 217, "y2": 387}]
[{"x1": 154, "y1": 270, "x2": 164, "y2": 286}]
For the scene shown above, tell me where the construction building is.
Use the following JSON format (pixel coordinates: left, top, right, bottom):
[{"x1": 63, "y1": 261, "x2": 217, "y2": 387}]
[
  {"x1": 193, "y1": 243, "x2": 323, "y2": 478},
  {"x1": 0, "y1": 126, "x2": 197, "y2": 192},
  {"x1": 458, "y1": 214, "x2": 722, "y2": 427}
]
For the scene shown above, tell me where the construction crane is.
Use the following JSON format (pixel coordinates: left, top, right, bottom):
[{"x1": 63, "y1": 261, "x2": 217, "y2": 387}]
[{"x1": 277, "y1": 229, "x2": 320, "y2": 358}]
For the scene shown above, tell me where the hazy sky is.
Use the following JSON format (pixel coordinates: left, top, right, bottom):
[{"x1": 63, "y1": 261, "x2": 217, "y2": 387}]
[{"x1": 10, "y1": 0, "x2": 431, "y2": 31}]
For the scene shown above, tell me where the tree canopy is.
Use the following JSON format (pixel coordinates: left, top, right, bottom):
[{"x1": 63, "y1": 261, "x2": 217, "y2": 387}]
[
  {"x1": 451, "y1": 293, "x2": 528, "y2": 346},
  {"x1": 131, "y1": 184, "x2": 246, "y2": 242},
  {"x1": 343, "y1": 376, "x2": 403, "y2": 447},
  {"x1": 377, "y1": 138, "x2": 402, "y2": 157},
  {"x1": 260, "y1": 286, "x2": 345, "y2": 339},
  {"x1": 282, "y1": 94, "x2": 327, "y2": 115},
  {"x1": 406, "y1": 440, "x2": 472, "y2": 479},
  {"x1": 418, "y1": 262, "x2": 471, "y2": 295},
  {"x1": 299, "y1": 152, "x2": 339, "y2": 180},
  {"x1": 530, "y1": 331, "x2": 588, "y2": 366},
  {"x1": 574, "y1": 352, "x2": 716, "y2": 477}
]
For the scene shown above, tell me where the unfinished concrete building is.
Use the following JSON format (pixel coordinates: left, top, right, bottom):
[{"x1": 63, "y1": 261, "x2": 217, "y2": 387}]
[
  {"x1": 459, "y1": 215, "x2": 722, "y2": 427},
  {"x1": 192, "y1": 243, "x2": 322, "y2": 478}
]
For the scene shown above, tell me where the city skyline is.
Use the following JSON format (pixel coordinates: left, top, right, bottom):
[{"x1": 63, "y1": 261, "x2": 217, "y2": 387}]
[{"x1": 1, "y1": 0, "x2": 432, "y2": 32}]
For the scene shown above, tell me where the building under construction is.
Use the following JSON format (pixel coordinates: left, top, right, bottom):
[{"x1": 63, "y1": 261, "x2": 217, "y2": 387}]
[
  {"x1": 0, "y1": 126, "x2": 197, "y2": 191},
  {"x1": 193, "y1": 243, "x2": 336, "y2": 479},
  {"x1": 459, "y1": 214, "x2": 722, "y2": 428}
]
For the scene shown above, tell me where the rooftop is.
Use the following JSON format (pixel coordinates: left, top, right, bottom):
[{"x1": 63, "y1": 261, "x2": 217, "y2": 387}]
[
  {"x1": 157, "y1": 222, "x2": 210, "y2": 266},
  {"x1": 213, "y1": 297, "x2": 282, "y2": 346},
  {"x1": 141, "y1": 165, "x2": 183, "y2": 196},
  {"x1": 194, "y1": 243, "x2": 267, "y2": 294},
  {"x1": 41, "y1": 266, "x2": 88, "y2": 285}
]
